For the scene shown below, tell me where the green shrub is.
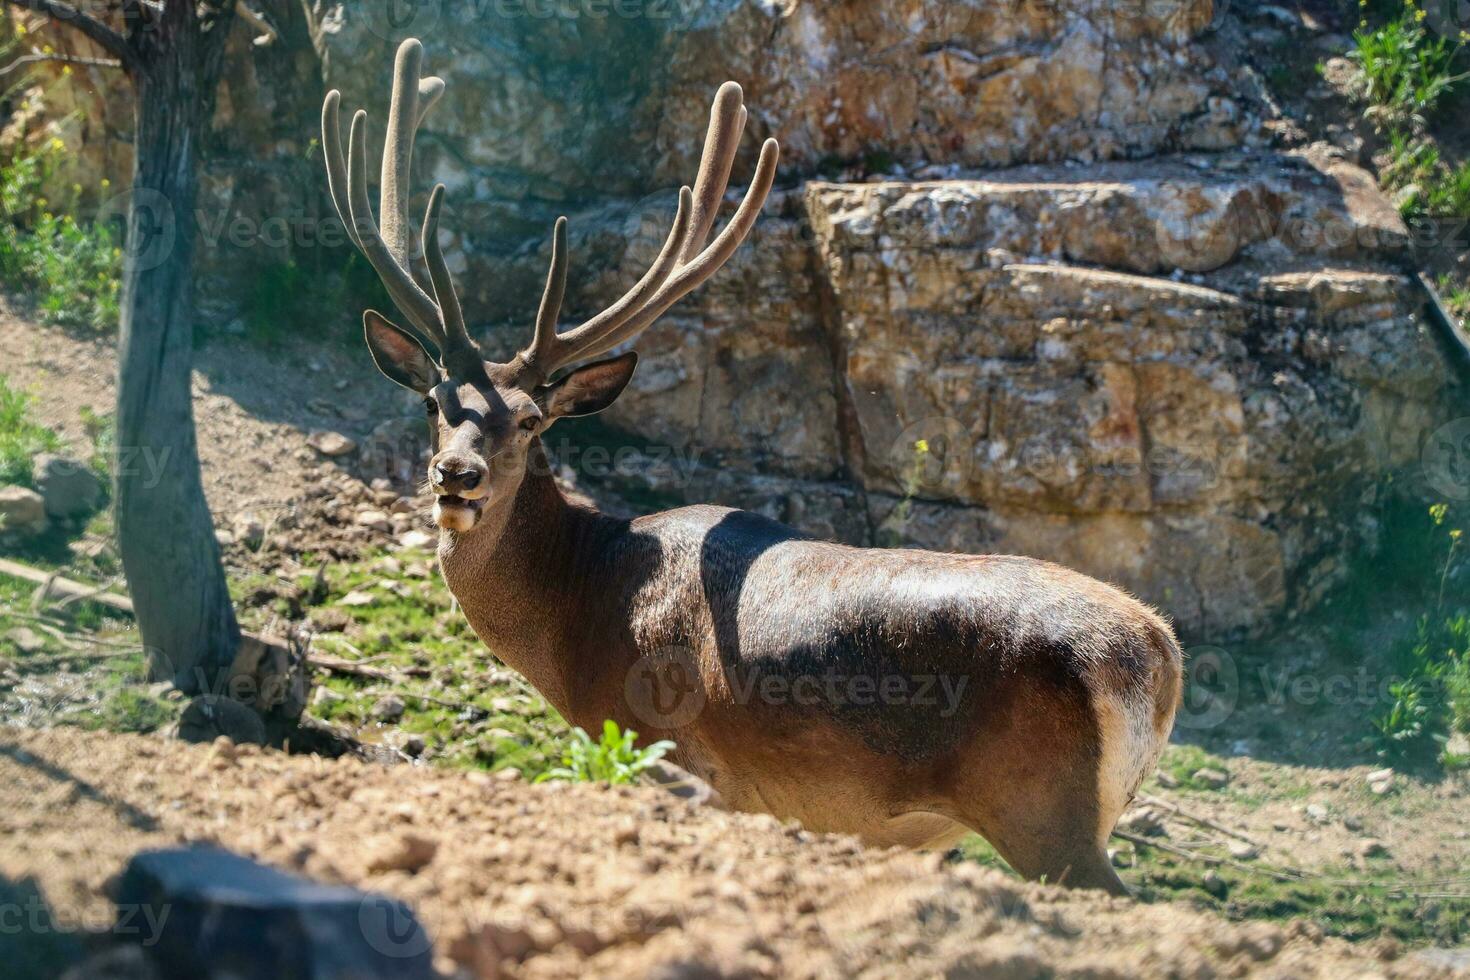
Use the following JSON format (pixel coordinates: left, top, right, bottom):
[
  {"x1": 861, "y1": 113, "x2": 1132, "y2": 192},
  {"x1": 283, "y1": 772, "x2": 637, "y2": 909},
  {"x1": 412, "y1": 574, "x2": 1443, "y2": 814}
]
[
  {"x1": 0, "y1": 140, "x2": 121, "y2": 332},
  {"x1": 1367, "y1": 505, "x2": 1470, "y2": 768},
  {"x1": 534, "y1": 720, "x2": 674, "y2": 785},
  {"x1": 0, "y1": 374, "x2": 61, "y2": 488},
  {"x1": 1350, "y1": 6, "x2": 1467, "y2": 130}
]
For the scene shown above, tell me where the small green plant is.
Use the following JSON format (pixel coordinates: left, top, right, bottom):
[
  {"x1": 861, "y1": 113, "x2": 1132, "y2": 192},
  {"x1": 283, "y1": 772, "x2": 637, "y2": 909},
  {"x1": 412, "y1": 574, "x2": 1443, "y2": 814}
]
[
  {"x1": 0, "y1": 139, "x2": 121, "y2": 332},
  {"x1": 79, "y1": 405, "x2": 115, "y2": 484},
  {"x1": 0, "y1": 374, "x2": 61, "y2": 487},
  {"x1": 1349, "y1": 5, "x2": 1467, "y2": 131},
  {"x1": 1367, "y1": 505, "x2": 1470, "y2": 768},
  {"x1": 878, "y1": 438, "x2": 932, "y2": 547},
  {"x1": 534, "y1": 720, "x2": 675, "y2": 785}
]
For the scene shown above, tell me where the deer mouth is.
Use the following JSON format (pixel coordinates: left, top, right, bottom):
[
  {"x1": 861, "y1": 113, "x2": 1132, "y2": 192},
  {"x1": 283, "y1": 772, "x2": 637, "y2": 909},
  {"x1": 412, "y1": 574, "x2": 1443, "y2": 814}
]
[{"x1": 433, "y1": 494, "x2": 485, "y2": 532}]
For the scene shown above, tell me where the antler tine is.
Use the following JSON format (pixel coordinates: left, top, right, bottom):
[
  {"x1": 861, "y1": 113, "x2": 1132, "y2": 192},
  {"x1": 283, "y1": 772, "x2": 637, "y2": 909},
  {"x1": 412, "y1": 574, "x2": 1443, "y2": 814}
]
[
  {"x1": 380, "y1": 39, "x2": 425, "y2": 266},
  {"x1": 532, "y1": 187, "x2": 692, "y2": 372},
  {"x1": 345, "y1": 108, "x2": 447, "y2": 351},
  {"x1": 519, "y1": 82, "x2": 775, "y2": 380},
  {"x1": 422, "y1": 184, "x2": 478, "y2": 370},
  {"x1": 322, "y1": 90, "x2": 363, "y2": 254},
  {"x1": 572, "y1": 137, "x2": 777, "y2": 358},
  {"x1": 529, "y1": 216, "x2": 569, "y2": 365},
  {"x1": 321, "y1": 38, "x2": 479, "y2": 367},
  {"x1": 677, "y1": 81, "x2": 747, "y2": 265}
]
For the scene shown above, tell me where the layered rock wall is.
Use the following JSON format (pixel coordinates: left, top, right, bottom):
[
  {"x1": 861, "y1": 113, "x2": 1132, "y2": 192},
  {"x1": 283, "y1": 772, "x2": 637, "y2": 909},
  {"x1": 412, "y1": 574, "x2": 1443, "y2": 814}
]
[{"x1": 6, "y1": 0, "x2": 1461, "y2": 637}]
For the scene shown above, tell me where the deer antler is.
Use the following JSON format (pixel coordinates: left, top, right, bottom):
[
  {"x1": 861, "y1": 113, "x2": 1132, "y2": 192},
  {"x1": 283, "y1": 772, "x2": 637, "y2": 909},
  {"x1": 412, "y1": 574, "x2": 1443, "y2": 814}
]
[
  {"x1": 324, "y1": 40, "x2": 779, "y2": 384},
  {"x1": 321, "y1": 39, "x2": 480, "y2": 372},
  {"x1": 518, "y1": 81, "x2": 780, "y2": 382}
]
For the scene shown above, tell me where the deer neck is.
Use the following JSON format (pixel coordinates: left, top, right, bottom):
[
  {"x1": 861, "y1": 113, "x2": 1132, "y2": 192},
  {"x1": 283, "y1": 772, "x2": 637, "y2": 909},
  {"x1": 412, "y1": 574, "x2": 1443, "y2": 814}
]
[{"x1": 435, "y1": 443, "x2": 612, "y2": 713}]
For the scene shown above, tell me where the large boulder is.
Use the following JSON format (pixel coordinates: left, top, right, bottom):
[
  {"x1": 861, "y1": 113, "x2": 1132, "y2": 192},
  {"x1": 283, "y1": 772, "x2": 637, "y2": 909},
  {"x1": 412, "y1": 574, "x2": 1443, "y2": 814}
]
[{"x1": 33, "y1": 454, "x2": 104, "y2": 520}]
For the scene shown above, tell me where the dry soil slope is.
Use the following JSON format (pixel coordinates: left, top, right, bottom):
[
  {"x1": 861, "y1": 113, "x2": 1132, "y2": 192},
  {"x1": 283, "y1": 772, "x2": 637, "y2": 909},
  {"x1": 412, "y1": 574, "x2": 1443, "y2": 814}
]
[{"x1": 0, "y1": 726, "x2": 1450, "y2": 979}]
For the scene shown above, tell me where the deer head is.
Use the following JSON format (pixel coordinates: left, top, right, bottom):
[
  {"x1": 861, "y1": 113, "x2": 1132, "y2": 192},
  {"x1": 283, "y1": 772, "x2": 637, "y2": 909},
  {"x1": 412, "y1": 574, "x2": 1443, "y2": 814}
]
[{"x1": 322, "y1": 39, "x2": 778, "y2": 533}]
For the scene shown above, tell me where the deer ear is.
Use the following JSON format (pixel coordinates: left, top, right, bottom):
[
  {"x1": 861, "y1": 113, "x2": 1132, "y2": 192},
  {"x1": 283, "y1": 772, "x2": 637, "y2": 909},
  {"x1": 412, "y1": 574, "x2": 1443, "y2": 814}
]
[
  {"x1": 538, "y1": 351, "x2": 638, "y2": 421},
  {"x1": 364, "y1": 310, "x2": 438, "y2": 393}
]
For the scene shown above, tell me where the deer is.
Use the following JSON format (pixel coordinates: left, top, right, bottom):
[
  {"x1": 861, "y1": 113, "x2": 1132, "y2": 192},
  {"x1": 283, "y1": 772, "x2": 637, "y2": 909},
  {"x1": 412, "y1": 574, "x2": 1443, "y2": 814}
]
[{"x1": 321, "y1": 38, "x2": 1182, "y2": 894}]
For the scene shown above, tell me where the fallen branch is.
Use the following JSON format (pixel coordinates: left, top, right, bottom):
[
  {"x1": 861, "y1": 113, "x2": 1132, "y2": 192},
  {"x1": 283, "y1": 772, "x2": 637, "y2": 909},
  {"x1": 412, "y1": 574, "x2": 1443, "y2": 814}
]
[
  {"x1": 0, "y1": 50, "x2": 122, "y2": 76},
  {"x1": 306, "y1": 653, "x2": 403, "y2": 681},
  {"x1": 1137, "y1": 792, "x2": 1262, "y2": 847},
  {"x1": 3, "y1": 558, "x2": 134, "y2": 616}
]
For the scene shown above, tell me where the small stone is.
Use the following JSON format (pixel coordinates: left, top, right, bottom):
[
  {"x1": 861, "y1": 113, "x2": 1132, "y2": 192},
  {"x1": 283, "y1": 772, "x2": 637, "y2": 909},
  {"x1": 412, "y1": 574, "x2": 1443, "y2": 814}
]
[
  {"x1": 395, "y1": 733, "x2": 427, "y2": 757},
  {"x1": 0, "y1": 485, "x2": 48, "y2": 536},
  {"x1": 371, "y1": 695, "x2": 406, "y2": 722},
  {"x1": 214, "y1": 529, "x2": 236, "y2": 547},
  {"x1": 311, "y1": 687, "x2": 344, "y2": 708},
  {"x1": 355, "y1": 509, "x2": 392, "y2": 533},
  {"x1": 1305, "y1": 803, "x2": 1330, "y2": 824},
  {"x1": 370, "y1": 478, "x2": 393, "y2": 492},
  {"x1": 1193, "y1": 767, "x2": 1230, "y2": 789},
  {"x1": 1108, "y1": 847, "x2": 1133, "y2": 868},
  {"x1": 396, "y1": 529, "x2": 436, "y2": 550},
  {"x1": 1356, "y1": 838, "x2": 1388, "y2": 858},
  {"x1": 1118, "y1": 805, "x2": 1166, "y2": 836},
  {"x1": 1366, "y1": 768, "x2": 1395, "y2": 794},
  {"x1": 1155, "y1": 770, "x2": 1180, "y2": 789},
  {"x1": 494, "y1": 767, "x2": 522, "y2": 782},
  {"x1": 307, "y1": 431, "x2": 357, "y2": 457},
  {"x1": 337, "y1": 590, "x2": 375, "y2": 607},
  {"x1": 1202, "y1": 870, "x2": 1228, "y2": 897},
  {"x1": 1228, "y1": 840, "x2": 1260, "y2": 860},
  {"x1": 6, "y1": 627, "x2": 45, "y2": 654},
  {"x1": 232, "y1": 513, "x2": 265, "y2": 549},
  {"x1": 364, "y1": 832, "x2": 438, "y2": 874}
]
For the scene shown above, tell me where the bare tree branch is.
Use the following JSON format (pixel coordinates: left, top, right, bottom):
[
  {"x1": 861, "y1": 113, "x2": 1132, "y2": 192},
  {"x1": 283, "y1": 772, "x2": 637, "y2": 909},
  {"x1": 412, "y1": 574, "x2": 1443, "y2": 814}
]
[
  {"x1": 3, "y1": 0, "x2": 138, "y2": 72},
  {"x1": 0, "y1": 49, "x2": 123, "y2": 76}
]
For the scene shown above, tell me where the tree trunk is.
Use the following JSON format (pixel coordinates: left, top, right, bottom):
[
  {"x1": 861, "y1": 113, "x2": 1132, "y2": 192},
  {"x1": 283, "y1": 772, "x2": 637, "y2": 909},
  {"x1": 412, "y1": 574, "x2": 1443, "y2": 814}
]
[{"x1": 114, "y1": 11, "x2": 239, "y2": 693}]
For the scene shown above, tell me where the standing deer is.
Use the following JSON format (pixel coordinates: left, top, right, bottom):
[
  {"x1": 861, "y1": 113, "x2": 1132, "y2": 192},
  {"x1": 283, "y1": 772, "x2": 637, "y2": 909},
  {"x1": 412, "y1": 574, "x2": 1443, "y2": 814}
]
[{"x1": 322, "y1": 38, "x2": 1182, "y2": 894}]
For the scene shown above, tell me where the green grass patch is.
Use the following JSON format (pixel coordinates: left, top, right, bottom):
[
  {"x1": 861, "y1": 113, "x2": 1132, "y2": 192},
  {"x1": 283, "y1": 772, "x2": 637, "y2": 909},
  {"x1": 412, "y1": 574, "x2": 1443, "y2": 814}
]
[
  {"x1": 955, "y1": 831, "x2": 1469, "y2": 946},
  {"x1": 0, "y1": 373, "x2": 60, "y2": 488},
  {"x1": 236, "y1": 547, "x2": 574, "y2": 778},
  {"x1": 1155, "y1": 744, "x2": 1232, "y2": 792},
  {"x1": 1128, "y1": 846, "x2": 1470, "y2": 947}
]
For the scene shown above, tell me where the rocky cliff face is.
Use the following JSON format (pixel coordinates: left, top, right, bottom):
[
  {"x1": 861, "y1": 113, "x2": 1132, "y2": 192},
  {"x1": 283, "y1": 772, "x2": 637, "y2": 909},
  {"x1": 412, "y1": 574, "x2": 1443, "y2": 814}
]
[{"x1": 8, "y1": 0, "x2": 1461, "y2": 637}]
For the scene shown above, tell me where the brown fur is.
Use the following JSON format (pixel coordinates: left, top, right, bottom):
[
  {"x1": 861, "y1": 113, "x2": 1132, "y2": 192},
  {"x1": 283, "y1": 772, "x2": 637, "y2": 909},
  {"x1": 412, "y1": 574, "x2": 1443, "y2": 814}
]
[{"x1": 433, "y1": 433, "x2": 1183, "y2": 896}]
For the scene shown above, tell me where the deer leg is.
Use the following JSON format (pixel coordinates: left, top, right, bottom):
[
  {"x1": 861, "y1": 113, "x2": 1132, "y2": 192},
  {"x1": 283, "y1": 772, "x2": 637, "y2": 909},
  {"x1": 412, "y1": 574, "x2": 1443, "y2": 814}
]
[{"x1": 944, "y1": 677, "x2": 1132, "y2": 895}]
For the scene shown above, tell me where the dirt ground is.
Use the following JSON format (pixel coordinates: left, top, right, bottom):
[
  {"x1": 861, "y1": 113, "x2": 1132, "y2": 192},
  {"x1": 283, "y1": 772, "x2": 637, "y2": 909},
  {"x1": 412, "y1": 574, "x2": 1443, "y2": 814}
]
[
  {"x1": 0, "y1": 297, "x2": 410, "y2": 522},
  {"x1": 3, "y1": 725, "x2": 1456, "y2": 980}
]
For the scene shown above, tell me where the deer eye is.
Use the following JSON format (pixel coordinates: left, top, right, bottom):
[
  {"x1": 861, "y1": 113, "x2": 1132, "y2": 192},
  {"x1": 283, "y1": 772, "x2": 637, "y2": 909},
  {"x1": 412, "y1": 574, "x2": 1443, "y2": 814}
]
[{"x1": 519, "y1": 416, "x2": 539, "y2": 432}]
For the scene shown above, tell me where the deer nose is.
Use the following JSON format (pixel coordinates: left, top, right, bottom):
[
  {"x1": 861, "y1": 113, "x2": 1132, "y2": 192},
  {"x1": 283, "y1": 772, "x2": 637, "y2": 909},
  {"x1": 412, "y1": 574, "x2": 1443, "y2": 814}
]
[{"x1": 432, "y1": 462, "x2": 483, "y2": 494}]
